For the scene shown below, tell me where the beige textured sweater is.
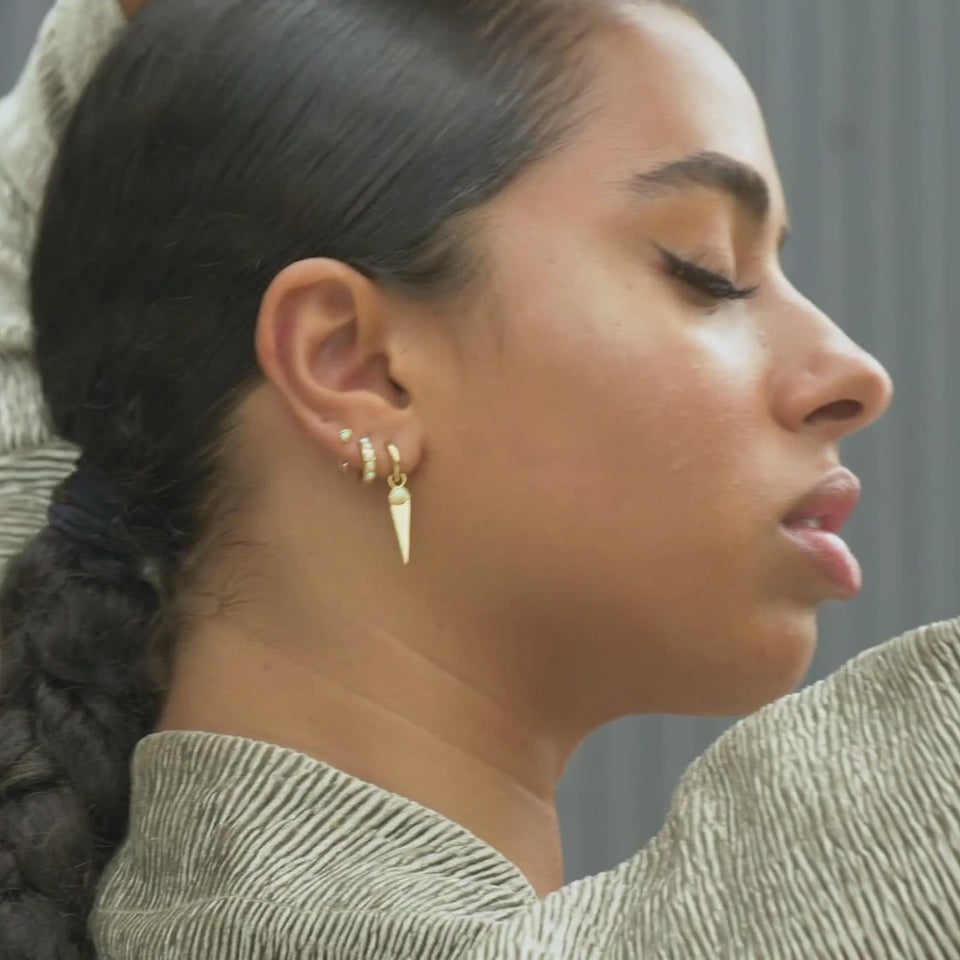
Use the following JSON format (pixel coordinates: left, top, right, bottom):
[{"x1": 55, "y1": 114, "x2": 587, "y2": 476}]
[
  {"x1": 93, "y1": 620, "x2": 960, "y2": 958},
  {"x1": 2, "y1": 3, "x2": 960, "y2": 958}
]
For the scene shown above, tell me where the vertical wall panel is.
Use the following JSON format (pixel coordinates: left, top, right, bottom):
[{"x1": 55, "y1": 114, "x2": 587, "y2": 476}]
[
  {"x1": 2, "y1": 0, "x2": 957, "y2": 886},
  {"x1": 0, "y1": 0, "x2": 48, "y2": 92}
]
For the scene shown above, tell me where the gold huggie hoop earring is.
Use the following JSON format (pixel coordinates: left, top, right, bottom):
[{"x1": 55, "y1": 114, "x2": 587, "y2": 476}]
[
  {"x1": 386, "y1": 443, "x2": 411, "y2": 565},
  {"x1": 359, "y1": 437, "x2": 378, "y2": 485}
]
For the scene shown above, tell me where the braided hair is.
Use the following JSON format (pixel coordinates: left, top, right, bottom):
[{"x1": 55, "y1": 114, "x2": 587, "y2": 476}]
[{"x1": 0, "y1": 464, "x2": 172, "y2": 957}]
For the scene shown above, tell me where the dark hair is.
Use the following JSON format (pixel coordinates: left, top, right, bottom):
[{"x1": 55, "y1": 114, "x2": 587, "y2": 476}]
[{"x1": 0, "y1": 0, "x2": 677, "y2": 955}]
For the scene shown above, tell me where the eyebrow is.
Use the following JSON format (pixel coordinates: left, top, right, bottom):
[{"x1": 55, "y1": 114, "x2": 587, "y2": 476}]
[{"x1": 624, "y1": 150, "x2": 792, "y2": 249}]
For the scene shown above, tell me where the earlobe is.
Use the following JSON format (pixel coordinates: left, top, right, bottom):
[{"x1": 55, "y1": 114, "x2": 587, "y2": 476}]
[{"x1": 332, "y1": 432, "x2": 415, "y2": 565}]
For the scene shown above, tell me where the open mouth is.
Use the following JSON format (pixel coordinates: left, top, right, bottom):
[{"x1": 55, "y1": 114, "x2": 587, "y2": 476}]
[{"x1": 780, "y1": 468, "x2": 863, "y2": 598}]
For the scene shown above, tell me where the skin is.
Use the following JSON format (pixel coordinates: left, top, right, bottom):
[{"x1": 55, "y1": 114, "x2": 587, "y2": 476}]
[
  {"x1": 156, "y1": 5, "x2": 892, "y2": 898},
  {"x1": 119, "y1": 0, "x2": 148, "y2": 17}
]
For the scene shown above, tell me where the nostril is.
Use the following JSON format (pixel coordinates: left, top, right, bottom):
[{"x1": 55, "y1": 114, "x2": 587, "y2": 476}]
[{"x1": 805, "y1": 399, "x2": 863, "y2": 425}]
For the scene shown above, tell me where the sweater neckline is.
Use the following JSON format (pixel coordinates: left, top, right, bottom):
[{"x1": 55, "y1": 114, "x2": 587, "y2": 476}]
[{"x1": 128, "y1": 729, "x2": 541, "y2": 906}]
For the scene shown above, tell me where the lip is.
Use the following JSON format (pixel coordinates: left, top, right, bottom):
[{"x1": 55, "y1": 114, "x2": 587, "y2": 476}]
[
  {"x1": 781, "y1": 466, "x2": 862, "y2": 534},
  {"x1": 780, "y1": 467, "x2": 863, "y2": 598}
]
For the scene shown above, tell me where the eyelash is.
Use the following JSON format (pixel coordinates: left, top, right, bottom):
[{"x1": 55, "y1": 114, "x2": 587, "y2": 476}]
[{"x1": 655, "y1": 245, "x2": 759, "y2": 305}]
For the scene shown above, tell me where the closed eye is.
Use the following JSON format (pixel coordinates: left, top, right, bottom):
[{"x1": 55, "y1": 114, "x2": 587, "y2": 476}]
[{"x1": 655, "y1": 244, "x2": 759, "y2": 305}]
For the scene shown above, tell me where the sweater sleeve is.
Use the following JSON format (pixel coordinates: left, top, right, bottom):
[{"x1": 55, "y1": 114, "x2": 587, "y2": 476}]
[
  {"x1": 0, "y1": 0, "x2": 124, "y2": 565},
  {"x1": 465, "y1": 616, "x2": 960, "y2": 958}
]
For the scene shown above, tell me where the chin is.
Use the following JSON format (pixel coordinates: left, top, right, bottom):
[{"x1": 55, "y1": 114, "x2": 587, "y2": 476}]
[
  {"x1": 728, "y1": 607, "x2": 820, "y2": 715},
  {"x1": 669, "y1": 607, "x2": 820, "y2": 718}
]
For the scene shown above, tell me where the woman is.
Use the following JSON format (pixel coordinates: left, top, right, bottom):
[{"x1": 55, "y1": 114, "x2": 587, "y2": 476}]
[{"x1": 0, "y1": 0, "x2": 958, "y2": 957}]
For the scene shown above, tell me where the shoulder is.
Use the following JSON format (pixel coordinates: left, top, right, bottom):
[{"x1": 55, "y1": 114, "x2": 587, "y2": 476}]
[{"x1": 464, "y1": 618, "x2": 960, "y2": 957}]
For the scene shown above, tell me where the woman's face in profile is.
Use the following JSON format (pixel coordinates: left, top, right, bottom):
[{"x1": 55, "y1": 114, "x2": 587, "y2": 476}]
[{"x1": 417, "y1": 4, "x2": 893, "y2": 718}]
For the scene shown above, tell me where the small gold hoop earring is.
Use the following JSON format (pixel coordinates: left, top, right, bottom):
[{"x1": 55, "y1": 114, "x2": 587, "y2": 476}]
[
  {"x1": 386, "y1": 443, "x2": 411, "y2": 565},
  {"x1": 359, "y1": 437, "x2": 378, "y2": 485}
]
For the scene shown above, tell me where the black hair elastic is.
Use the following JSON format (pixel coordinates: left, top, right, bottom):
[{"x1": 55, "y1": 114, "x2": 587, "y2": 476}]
[{"x1": 47, "y1": 464, "x2": 135, "y2": 558}]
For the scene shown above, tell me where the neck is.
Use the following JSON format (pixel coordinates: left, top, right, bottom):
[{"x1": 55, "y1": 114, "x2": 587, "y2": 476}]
[{"x1": 156, "y1": 607, "x2": 573, "y2": 898}]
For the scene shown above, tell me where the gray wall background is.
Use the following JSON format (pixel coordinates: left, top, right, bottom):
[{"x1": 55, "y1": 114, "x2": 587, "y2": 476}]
[
  {"x1": 2, "y1": 0, "x2": 957, "y2": 885},
  {"x1": 0, "y1": 1, "x2": 48, "y2": 89}
]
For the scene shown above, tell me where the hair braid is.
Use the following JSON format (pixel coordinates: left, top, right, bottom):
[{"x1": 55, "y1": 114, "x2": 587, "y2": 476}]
[{"x1": 0, "y1": 527, "x2": 163, "y2": 959}]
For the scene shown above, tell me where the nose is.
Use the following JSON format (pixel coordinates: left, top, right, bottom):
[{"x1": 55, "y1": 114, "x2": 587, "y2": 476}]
[{"x1": 772, "y1": 299, "x2": 893, "y2": 441}]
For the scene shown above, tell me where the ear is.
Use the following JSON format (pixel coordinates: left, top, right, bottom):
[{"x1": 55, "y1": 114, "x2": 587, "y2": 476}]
[{"x1": 255, "y1": 258, "x2": 424, "y2": 479}]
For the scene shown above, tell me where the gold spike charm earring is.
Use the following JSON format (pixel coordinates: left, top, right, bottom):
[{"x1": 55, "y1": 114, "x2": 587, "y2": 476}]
[
  {"x1": 338, "y1": 428, "x2": 353, "y2": 474},
  {"x1": 359, "y1": 436, "x2": 378, "y2": 485},
  {"x1": 386, "y1": 443, "x2": 411, "y2": 565}
]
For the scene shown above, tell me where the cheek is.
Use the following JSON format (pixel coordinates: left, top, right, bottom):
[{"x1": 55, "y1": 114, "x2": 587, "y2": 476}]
[
  {"x1": 437, "y1": 246, "x2": 776, "y2": 592},
  {"x1": 621, "y1": 332, "x2": 768, "y2": 493},
  {"x1": 576, "y1": 348, "x2": 769, "y2": 571},
  {"x1": 499, "y1": 284, "x2": 771, "y2": 533}
]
